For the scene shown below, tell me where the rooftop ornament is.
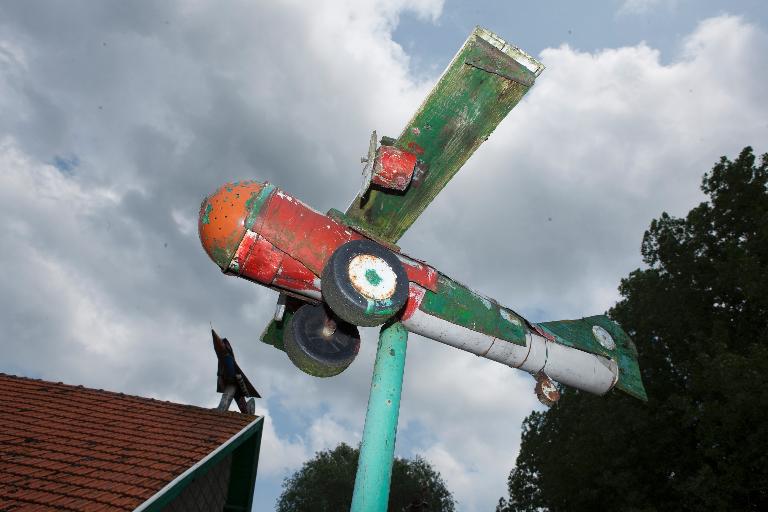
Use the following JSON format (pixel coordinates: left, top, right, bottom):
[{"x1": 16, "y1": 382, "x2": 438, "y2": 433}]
[{"x1": 212, "y1": 328, "x2": 260, "y2": 414}]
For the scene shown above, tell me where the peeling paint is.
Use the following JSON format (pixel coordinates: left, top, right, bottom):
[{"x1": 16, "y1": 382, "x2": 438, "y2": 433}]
[
  {"x1": 348, "y1": 254, "x2": 398, "y2": 300},
  {"x1": 400, "y1": 283, "x2": 426, "y2": 321},
  {"x1": 371, "y1": 146, "x2": 417, "y2": 191},
  {"x1": 244, "y1": 182, "x2": 276, "y2": 230},
  {"x1": 396, "y1": 253, "x2": 438, "y2": 292},
  {"x1": 199, "y1": 181, "x2": 267, "y2": 270},
  {"x1": 200, "y1": 203, "x2": 212, "y2": 225},
  {"x1": 500, "y1": 308, "x2": 522, "y2": 326}
]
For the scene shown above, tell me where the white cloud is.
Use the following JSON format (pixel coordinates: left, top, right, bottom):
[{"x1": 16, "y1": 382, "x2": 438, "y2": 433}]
[
  {"x1": 1, "y1": 3, "x2": 766, "y2": 511},
  {"x1": 252, "y1": 408, "x2": 310, "y2": 476},
  {"x1": 307, "y1": 413, "x2": 362, "y2": 454},
  {"x1": 618, "y1": 0, "x2": 680, "y2": 16}
]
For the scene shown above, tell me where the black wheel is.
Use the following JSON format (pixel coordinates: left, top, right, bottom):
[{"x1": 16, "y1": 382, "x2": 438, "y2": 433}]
[
  {"x1": 321, "y1": 240, "x2": 409, "y2": 327},
  {"x1": 284, "y1": 303, "x2": 361, "y2": 378}
]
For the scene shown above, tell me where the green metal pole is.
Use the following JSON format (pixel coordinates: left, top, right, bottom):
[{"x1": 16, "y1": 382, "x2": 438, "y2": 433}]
[{"x1": 350, "y1": 321, "x2": 408, "y2": 512}]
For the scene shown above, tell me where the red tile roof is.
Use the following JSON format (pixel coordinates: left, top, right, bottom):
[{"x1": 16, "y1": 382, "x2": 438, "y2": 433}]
[{"x1": 0, "y1": 373, "x2": 257, "y2": 511}]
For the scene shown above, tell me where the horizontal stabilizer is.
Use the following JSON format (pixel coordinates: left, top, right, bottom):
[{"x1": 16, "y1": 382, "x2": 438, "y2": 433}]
[{"x1": 538, "y1": 315, "x2": 647, "y2": 401}]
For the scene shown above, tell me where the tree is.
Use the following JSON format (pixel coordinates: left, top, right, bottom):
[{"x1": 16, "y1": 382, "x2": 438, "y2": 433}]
[
  {"x1": 276, "y1": 443, "x2": 456, "y2": 512},
  {"x1": 497, "y1": 147, "x2": 768, "y2": 512}
]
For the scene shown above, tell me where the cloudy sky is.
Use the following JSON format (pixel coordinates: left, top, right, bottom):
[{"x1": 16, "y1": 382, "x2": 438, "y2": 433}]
[{"x1": 1, "y1": 1, "x2": 767, "y2": 510}]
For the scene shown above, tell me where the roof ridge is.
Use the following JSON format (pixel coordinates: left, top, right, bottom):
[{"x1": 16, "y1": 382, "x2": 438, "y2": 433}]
[
  {"x1": 0, "y1": 373, "x2": 253, "y2": 418},
  {"x1": 2, "y1": 394, "x2": 246, "y2": 442}
]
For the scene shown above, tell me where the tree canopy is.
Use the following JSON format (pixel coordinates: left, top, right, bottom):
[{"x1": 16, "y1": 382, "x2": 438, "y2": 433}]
[
  {"x1": 276, "y1": 443, "x2": 456, "y2": 512},
  {"x1": 498, "y1": 147, "x2": 768, "y2": 512}
]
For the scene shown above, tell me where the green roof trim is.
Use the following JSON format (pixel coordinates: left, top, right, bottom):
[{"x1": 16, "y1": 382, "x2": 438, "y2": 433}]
[{"x1": 135, "y1": 416, "x2": 264, "y2": 512}]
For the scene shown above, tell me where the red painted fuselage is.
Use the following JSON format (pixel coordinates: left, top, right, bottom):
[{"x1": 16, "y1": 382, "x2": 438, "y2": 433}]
[{"x1": 199, "y1": 181, "x2": 436, "y2": 317}]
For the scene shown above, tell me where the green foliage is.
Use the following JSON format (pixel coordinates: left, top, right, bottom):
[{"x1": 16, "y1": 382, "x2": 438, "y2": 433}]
[
  {"x1": 276, "y1": 443, "x2": 456, "y2": 512},
  {"x1": 497, "y1": 147, "x2": 768, "y2": 512}
]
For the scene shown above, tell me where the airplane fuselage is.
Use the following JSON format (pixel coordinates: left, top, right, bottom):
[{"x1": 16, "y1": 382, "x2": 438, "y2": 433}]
[{"x1": 199, "y1": 181, "x2": 620, "y2": 397}]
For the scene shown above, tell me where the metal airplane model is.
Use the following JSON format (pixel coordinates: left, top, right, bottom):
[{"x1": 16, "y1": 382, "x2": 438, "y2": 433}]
[
  {"x1": 212, "y1": 328, "x2": 260, "y2": 414},
  {"x1": 198, "y1": 27, "x2": 647, "y2": 405}
]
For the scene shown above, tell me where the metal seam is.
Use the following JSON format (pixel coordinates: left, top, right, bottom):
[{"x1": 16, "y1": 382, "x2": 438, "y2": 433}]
[
  {"x1": 515, "y1": 331, "x2": 535, "y2": 369},
  {"x1": 479, "y1": 337, "x2": 497, "y2": 357}
]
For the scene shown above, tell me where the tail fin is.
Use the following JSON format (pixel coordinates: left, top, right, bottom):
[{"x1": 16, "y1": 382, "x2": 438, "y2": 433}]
[{"x1": 538, "y1": 315, "x2": 647, "y2": 401}]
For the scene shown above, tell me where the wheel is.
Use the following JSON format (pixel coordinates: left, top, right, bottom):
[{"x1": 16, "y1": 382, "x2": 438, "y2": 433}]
[
  {"x1": 321, "y1": 240, "x2": 409, "y2": 327},
  {"x1": 284, "y1": 303, "x2": 361, "y2": 378}
]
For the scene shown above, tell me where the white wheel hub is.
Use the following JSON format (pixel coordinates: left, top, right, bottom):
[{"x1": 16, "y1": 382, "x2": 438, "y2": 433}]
[{"x1": 348, "y1": 254, "x2": 397, "y2": 300}]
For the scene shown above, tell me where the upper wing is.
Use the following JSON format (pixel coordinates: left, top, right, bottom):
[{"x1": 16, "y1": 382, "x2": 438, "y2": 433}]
[{"x1": 343, "y1": 27, "x2": 544, "y2": 244}]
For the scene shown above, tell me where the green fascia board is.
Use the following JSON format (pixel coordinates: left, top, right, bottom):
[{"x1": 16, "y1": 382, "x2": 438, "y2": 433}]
[
  {"x1": 136, "y1": 416, "x2": 264, "y2": 512},
  {"x1": 224, "y1": 423, "x2": 263, "y2": 512},
  {"x1": 419, "y1": 274, "x2": 527, "y2": 346},
  {"x1": 538, "y1": 316, "x2": 648, "y2": 401},
  {"x1": 345, "y1": 27, "x2": 542, "y2": 243}
]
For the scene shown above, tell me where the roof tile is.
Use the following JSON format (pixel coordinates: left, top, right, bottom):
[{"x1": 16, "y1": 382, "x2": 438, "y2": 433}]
[{"x1": 0, "y1": 373, "x2": 258, "y2": 511}]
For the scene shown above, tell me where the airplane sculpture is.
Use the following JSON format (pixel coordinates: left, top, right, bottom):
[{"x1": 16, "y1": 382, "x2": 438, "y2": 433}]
[
  {"x1": 198, "y1": 27, "x2": 647, "y2": 404},
  {"x1": 212, "y1": 328, "x2": 260, "y2": 414}
]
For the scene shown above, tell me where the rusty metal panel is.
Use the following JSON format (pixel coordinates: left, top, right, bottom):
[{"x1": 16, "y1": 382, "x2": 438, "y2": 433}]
[{"x1": 344, "y1": 27, "x2": 543, "y2": 243}]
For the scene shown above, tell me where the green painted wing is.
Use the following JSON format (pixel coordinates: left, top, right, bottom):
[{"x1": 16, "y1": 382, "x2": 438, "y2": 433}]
[
  {"x1": 344, "y1": 27, "x2": 544, "y2": 244},
  {"x1": 259, "y1": 295, "x2": 304, "y2": 352}
]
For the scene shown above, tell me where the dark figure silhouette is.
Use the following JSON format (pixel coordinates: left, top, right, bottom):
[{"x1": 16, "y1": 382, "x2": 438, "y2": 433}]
[{"x1": 212, "y1": 329, "x2": 260, "y2": 414}]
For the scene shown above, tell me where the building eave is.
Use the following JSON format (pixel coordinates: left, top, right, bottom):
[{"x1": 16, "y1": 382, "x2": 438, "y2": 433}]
[{"x1": 134, "y1": 415, "x2": 264, "y2": 512}]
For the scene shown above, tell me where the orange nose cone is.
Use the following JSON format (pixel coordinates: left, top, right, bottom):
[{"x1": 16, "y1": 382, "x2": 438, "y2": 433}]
[{"x1": 199, "y1": 181, "x2": 266, "y2": 270}]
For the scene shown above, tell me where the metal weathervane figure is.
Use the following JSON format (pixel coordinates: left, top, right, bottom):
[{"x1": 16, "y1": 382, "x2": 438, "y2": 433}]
[
  {"x1": 198, "y1": 27, "x2": 647, "y2": 512},
  {"x1": 212, "y1": 328, "x2": 260, "y2": 414}
]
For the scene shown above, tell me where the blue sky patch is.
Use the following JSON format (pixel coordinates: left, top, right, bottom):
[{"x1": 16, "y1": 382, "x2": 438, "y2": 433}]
[{"x1": 52, "y1": 154, "x2": 79, "y2": 175}]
